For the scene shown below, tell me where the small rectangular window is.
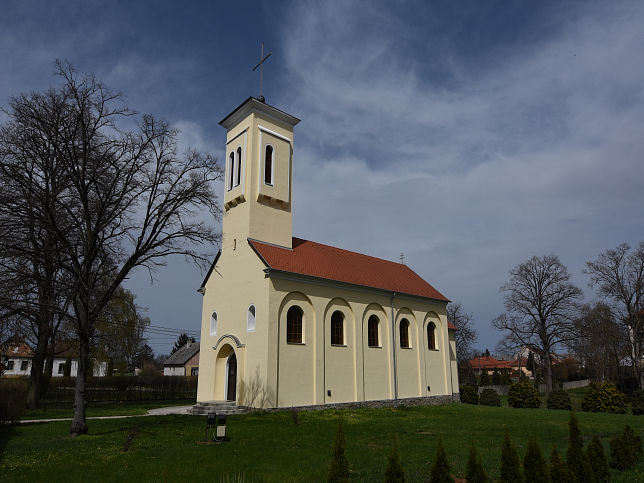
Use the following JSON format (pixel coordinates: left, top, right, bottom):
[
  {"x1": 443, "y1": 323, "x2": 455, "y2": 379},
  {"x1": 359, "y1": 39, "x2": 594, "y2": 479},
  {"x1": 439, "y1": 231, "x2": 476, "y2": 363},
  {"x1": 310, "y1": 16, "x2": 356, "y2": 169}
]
[
  {"x1": 6, "y1": 360, "x2": 14, "y2": 370},
  {"x1": 20, "y1": 360, "x2": 29, "y2": 371},
  {"x1": 58, "y1": 363, "x2": 65, "y2": 374}
]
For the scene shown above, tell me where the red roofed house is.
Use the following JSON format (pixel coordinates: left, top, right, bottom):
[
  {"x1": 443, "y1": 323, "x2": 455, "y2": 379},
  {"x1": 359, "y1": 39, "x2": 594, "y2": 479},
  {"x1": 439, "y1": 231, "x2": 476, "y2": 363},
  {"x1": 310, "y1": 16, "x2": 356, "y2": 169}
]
[{"x1": 195, "y1": 97, "x2": 458, "y2": 410}]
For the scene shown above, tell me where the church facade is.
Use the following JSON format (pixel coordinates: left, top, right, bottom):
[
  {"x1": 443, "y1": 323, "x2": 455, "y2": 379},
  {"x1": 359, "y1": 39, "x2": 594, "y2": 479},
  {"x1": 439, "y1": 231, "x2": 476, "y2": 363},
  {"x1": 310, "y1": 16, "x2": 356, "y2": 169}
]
[{"x1": 196, "y1": 97, "x2": 459, "y2": 408}]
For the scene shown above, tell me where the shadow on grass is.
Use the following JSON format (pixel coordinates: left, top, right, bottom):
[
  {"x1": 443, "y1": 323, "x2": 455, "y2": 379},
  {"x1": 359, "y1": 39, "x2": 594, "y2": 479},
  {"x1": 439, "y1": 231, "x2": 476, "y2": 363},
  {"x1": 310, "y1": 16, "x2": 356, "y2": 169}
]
[{"x1": 0, "y1": 424, "x2": 16, "y2": 464}]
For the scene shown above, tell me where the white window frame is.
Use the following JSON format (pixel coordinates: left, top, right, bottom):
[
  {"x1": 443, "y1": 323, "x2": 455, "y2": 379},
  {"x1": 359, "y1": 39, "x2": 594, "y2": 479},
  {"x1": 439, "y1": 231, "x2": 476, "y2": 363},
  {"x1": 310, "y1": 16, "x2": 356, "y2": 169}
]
[{"x1": 264, "y1": 144, "x2": 274, "y2": 186}]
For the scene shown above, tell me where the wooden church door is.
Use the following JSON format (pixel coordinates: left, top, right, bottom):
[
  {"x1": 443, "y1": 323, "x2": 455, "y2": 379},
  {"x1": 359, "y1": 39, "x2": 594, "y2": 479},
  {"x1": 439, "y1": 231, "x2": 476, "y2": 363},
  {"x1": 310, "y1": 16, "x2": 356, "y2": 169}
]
[{"x1": 226, "y1": 353, "x2": 237, "y2": 401}]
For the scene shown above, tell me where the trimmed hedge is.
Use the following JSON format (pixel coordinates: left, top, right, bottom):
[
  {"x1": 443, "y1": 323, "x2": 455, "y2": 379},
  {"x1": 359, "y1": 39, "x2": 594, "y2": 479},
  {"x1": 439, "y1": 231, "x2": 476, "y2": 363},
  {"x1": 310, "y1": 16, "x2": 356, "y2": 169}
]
[
  {"x1": 0, "y1": 379, "x2": 28, "y2": 424},
  {"x1": 508, "y1": 381, "x2": 541, "y2": 409},
  {"x1": 547, "y1": 390, "x2": 572, "y2": 410},
  {"x1": 479, "y1": 388, "x2": 501, "y2": 407},
  {"x1": 581, "y1": 382, "x2": 627, "y2": 414},
  {"x1": 460, "y1": 385, "x2": 479, "y2": 405}
]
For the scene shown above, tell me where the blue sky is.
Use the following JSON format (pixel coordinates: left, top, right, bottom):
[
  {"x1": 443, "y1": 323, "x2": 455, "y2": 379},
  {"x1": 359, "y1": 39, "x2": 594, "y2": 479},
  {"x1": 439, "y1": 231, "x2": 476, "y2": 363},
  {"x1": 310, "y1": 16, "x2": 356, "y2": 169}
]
[{"x1": 2, "y1": 1, "x2": 644, "y2": 355}]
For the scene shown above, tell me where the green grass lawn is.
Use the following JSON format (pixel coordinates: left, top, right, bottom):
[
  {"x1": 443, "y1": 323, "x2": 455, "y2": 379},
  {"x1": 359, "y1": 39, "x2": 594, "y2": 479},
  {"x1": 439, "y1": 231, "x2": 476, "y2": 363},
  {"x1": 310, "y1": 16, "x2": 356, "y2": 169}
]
[
  {"x1": 2, "y1": 403, "x2": 643, "y2": 482},
  {"x1": 22, "y1": 400, "x2": 195, "y2": 420}
]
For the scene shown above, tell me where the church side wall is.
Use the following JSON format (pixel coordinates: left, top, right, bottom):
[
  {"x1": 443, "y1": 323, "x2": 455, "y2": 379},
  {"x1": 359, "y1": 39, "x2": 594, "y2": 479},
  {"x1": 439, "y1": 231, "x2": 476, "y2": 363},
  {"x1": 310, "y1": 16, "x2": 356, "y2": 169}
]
[
  {"x1": 196, "y1": 240, "x2": 271, "y2": 404},
  {"x1": 269, "y1": 277, "x2": 452, "y2": 408}
]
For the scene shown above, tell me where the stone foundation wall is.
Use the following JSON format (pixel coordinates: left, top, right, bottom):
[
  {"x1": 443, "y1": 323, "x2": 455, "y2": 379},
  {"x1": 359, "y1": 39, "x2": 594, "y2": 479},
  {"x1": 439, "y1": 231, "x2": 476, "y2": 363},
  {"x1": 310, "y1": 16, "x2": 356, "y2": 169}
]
[{"x1": 265, "y1": 393, "x2": 460, "y2": 412}]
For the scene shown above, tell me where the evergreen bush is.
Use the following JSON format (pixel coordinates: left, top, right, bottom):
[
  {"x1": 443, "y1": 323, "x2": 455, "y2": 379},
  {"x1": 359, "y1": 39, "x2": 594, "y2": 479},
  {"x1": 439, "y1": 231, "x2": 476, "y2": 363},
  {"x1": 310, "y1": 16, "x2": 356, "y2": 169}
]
[
  {"x1": 586, "y1": 435, "x2": 608, "y2": 482},
  {"x1": 500, "y1": 431, "x2": 523, "y2": 483},
  {"x1": 566, "y1": 413, "x2": 592, "y2": 483},
  {"x1": 549, "y1": 446, "x2": 573, "y2": 483},
  {"x1": 465, "y1": 443, "x2": 489, "y2": 483},
  {"x1": 479, "y1": 388, "x2": 501, "y2": 407},
  {"x1": 479, "y1": 371, "x2": 491, "y2": 387},
  {"x1": 581, "y1": 382, "x2": 627, "y2": 414},
  {"x1": 459, "y1": 385, "x2": 479, "y2": 405},
  {"x1": 523, "y1": 437, "x2": 549, "y2": 483},
  {"x1": 631, "y1": 389, "x2": 644, "y2": 415},
  {"x1": 501, "y1": 370, "x2": 513, "y2": 385},
  {"x1": 327, "y1": 419, "x2": 350, "y2": 482},
  {"x1": 609, "y1": 424, "x2": 642, "y2": 471},
  {"x1": 492, "y1": 370, "x2": 502, "y2": 385},
  {"x1": 429, "y1": 439, "x2": 454, "y2": 483},
  {"x1": 547, "y1": 390, "x2": 572, "y2": 410},
  {"x1": 508, "y1": 381, "x2": 541, "y2": 408},
  {"x1": 384, "y1": 437, "x2": 405, "y2": 483}
]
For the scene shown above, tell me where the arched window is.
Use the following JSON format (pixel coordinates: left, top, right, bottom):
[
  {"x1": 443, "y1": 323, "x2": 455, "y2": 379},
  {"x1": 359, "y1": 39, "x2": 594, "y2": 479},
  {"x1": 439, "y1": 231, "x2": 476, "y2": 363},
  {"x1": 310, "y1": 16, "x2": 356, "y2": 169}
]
[
  {"x1": 330, "y1": 311, "x2": 344, "y2": 345},
  {"x1": 247, "y1": 305, "x2": 256, "y2": 332},
  {"x1": 264, "y1": 145, "x2": 273, "y2": 185},
  {"x1": 368, "y1": 315, "x2": 379, "y2": 347},
  {"x1": 235, "y1": 147, "x2": 242, "y2": 187},
  {"x1": 400, "y1": 318, "x2": 410, "y2": 348},
  {"x1": 427, "y1": 322, "x2": 436, "y2": 350},
  {"x1": 228, "y1": 152, "x2": 234, "y2": 190},
  {"x1": 287, "y1": 306, "x2": 303, "y2": 344},
  {"x1": 210, "y1": 311, "x2": 218, "y2": 336}
]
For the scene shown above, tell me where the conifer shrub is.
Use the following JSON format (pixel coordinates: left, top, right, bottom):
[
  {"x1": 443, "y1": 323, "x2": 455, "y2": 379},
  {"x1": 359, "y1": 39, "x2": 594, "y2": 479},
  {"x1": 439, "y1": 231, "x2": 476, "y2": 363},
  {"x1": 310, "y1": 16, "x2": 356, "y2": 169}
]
[
  {"x1": 327, "y1": 419, "x2": 350, "y2": 482},
  {"x1": 385, "y1": 437, "x2": 405, "y2": 483},
  {"x1": 465, "y1": 443, "x2": 489, "y2": 483},
  {"x1": 500, "y1": 431, "x2": 523, "y2": 483},
  {"x1": 479, "y1": 371, "x2": 491, "y2": 387},
  {"x1": 430, "y1": 439, "x2": 454, "y2": 483},
  {"x1": 631, "y1": 389, "x2": 644, "y2": 415},
  {"x1": 586, "y1": 435, "x2": 609, "y2": 482},
  {"x1": 549, "y1": 446, "x2": 573, "y2": 483},
  {"x1": 479, "y1": 388, "x2": 501, "y2": 407},
  {"x1": 459, "y1": 385, "x2": 479, "y2": 405},
  {"x1": 523, "y1": 437, "x2": 549, "y2": 483},
  {"x1": 566, "y1": 413, "x2": 593, "y2": 483},
  {"x1": 609, "y1": 424, "x2": 642, "y2": 470},
  {"x1": 492, "y1": 369, "x2": 502, "y2": 385},
  {"x1": 508, "y1": 381, "x2": 541, "y2": 408},
  {"x1": 501, "y1": 370, "x2": 513, "y2": 386},
  {"x1": 547, "y1": 390, "x2": 572, "y2": 410},
  {"x1": 581, "y1": 382, "x2": 627, "y2": 414}
]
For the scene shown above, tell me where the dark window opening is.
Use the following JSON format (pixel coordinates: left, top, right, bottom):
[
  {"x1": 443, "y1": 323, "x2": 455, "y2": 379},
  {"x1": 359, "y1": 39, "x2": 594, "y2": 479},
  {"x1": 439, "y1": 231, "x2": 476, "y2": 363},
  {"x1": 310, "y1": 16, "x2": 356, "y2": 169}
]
[
  {"x1": 400, "y1": 318, "x2": 410, "y2": 348},
  {"x1": 235, "y1": 147, "x2": 242, "y2": 186},
  {"x1": 228, "y1": 152, "x2": 234, "y2": 190},
  {"x1": 264, "y1": 145, "x2": 273, "y2": 185},
  {"x1": 368, "y1": 315, "x2": 379, "y2": 347},
  {"x1": 287, "y1": 306, "x2": 303, "y2": 344},
  {"x1": 427, "y1": 323, "x2": 436, "y2": 350},
  {"x1": 330, "y1": 311, "x2": 344, "y2": 345}
]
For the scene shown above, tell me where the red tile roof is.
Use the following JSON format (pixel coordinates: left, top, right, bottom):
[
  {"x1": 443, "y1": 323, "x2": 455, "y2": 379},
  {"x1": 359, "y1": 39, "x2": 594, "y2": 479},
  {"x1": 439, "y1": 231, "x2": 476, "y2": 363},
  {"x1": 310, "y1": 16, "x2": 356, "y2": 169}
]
[
  {"x1": 249, "y1": 237, "x2": 449, "y2": 303},
  {"x1": 467, "y1": 356, "x2": 514, "y2": 370}
]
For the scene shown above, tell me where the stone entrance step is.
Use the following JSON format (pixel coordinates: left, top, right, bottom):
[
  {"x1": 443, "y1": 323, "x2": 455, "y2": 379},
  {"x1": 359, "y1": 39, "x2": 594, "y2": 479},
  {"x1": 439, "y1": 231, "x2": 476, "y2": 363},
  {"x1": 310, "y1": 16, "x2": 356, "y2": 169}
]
[{"x1": 190, "y1": 400, "x2": 249, "y2": 416}]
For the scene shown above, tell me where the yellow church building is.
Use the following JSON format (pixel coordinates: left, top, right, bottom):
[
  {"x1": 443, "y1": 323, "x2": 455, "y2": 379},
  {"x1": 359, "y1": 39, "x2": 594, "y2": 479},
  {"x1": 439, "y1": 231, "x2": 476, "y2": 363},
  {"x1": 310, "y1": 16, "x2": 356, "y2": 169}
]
[{"x1": 196, "y1": 97, "x2": 459, "y2": 409}]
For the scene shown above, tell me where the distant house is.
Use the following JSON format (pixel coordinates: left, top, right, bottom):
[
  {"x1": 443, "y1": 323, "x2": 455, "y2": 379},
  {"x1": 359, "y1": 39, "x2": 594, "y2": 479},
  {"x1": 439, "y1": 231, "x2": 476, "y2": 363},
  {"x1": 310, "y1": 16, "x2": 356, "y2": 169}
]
[
  {"x1": 0, "y1": 340, "x2": 34, "y2": 377},
  {"x1": 467, "y1": 355, "x2": 514, "y2": 375},
  {"x1": 164, "y1": 342, "x2": 200, "y2": 376},
  {"x1": 51, "y1": 342, "x2": 108, "y2": 378}
]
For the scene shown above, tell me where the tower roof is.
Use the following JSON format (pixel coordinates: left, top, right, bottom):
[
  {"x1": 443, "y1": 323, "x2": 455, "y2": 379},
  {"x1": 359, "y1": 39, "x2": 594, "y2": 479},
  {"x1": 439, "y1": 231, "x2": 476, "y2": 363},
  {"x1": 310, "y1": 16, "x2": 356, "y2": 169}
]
[
  {"x1": 249, "y1": 237, "x2": 449, "y2": 303},
  {"x1": 219, "y1": 97, "x2": 300, "y2": 130}
]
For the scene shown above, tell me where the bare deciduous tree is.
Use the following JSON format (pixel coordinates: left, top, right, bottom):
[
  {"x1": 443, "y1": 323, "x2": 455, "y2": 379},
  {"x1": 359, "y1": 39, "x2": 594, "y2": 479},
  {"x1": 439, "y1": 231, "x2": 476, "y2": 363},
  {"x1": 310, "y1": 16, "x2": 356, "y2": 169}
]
[
  {"x1": 446, "y1": 302, "x2": 477, "y2": 365},
  {"x1": 0, "y1": 61, "x2": 222, "y2": 435},
  {"x1": 585, "y1": 242, "x2": 644, "y2": 386},
  {"x1": 492, "y1": 254, "x2": 583, "y2": 393}
]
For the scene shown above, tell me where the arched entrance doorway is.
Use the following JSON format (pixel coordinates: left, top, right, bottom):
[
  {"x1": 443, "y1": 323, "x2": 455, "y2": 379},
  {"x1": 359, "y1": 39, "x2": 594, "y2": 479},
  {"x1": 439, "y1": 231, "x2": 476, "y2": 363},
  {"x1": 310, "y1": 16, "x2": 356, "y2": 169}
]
[{"x1": 226, "y1": 353, "x2": 237, "y2": 401}]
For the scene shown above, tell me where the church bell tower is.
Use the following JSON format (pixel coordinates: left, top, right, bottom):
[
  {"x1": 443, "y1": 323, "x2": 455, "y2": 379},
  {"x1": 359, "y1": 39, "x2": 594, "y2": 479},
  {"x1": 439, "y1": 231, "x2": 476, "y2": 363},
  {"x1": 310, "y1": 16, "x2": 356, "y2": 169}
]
[{"x1": 219, "y1": 97, "x2": 300, "y2": 250}]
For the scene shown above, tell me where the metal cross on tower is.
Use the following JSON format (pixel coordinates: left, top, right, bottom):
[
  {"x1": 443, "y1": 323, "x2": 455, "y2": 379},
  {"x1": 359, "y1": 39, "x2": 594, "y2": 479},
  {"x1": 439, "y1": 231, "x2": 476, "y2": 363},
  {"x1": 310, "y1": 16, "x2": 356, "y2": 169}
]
[{"x1": 251, "y1": 42, "x2": 272, "y2": 103}]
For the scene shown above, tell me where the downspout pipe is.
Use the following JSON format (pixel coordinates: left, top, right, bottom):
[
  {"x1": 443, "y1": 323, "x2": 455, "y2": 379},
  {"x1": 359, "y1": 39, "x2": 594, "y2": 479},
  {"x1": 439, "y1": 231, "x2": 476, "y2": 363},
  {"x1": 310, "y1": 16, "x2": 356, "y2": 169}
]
[{"x1": 391, "y1": 292, "x2": 398, "y2": 406}]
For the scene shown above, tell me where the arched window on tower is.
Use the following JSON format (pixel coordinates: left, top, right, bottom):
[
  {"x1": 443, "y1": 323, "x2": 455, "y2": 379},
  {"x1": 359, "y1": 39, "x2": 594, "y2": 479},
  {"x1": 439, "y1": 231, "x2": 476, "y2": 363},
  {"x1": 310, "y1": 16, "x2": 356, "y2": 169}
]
[
  {"x1": 400, "y1": 318, "x2": 410, "y2": 348},
  {"x1": 368, "y1": 315, "x2": 380, "y2": 347},
  {"x1": 228, "y1": 152, "x2": 234, "y2": 190},
  {"x1": 427, "y1": 322, "x2": 436, "y2": 350},
  {"x1": 264, "y1": 145, "x2": 273, "y2": 185},
  {"x1": 286, "y1": 305, "x2": 303, "y2": 344},
  {"x1": 330, "y1": 311, "x2": 344, "y2": 345},
  {"x1": 247, "y1": 305, "x2": 256, "y2": 332},
  {"x1": 210, "y1": 311, "x2": 218, "y2": 336},
  {"x1": 235, "y1": 147, "x2": 242, "y2": 187}
]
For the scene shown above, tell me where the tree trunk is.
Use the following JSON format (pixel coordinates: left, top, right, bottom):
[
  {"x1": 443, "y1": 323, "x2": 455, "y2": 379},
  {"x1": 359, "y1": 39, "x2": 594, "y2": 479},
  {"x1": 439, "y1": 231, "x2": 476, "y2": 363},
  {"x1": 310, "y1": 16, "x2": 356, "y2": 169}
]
[
  {"x1": 70, "y1": 330, "x2": 90, "y2": 436},
  {"x1": 543, "y1": 351, "x2": 553, "y2": 395}
]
